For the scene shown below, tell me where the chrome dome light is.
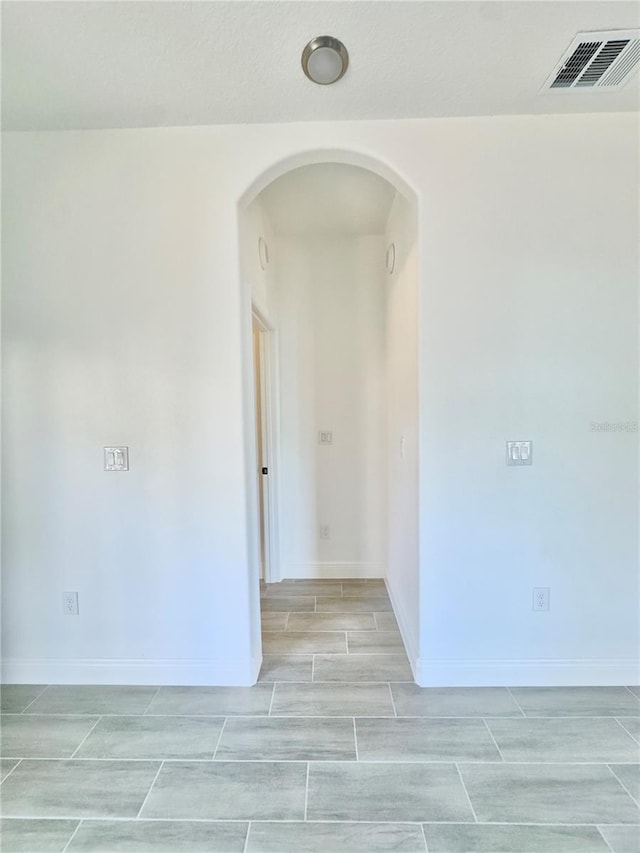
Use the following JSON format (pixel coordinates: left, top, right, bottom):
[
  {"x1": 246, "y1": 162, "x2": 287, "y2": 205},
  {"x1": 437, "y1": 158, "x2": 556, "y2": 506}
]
[{"x1": 302, "y1": 36, "x2": 349, "y2": 85}]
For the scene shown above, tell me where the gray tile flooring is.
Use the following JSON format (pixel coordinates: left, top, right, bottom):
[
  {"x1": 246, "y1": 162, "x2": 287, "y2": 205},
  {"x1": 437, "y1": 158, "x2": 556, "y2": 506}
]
[{"x1": 0, "y1": 578, "x2": 638, "y2": 852}]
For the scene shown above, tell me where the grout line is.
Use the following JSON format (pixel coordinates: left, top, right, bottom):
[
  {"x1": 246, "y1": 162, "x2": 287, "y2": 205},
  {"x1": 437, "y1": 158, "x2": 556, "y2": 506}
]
[
  {"x1": 353, "y1": 717, "x2": 359, "y2": 761},
  {"x1": 345, "y1": 632, "x2": 350, "y2": 655},
  {"x1": 61, "y1": 819, "x2": 82, "y2": 853},
  {"x1": 607, "y1": 763, "x2": 640, "y2": 807},
  {"x1": 482, "y1": 718, "x2": 505, "y2": 761},
  {"x1": 142, "y1": 687, "x2": 161, "y2": 716},
  {"x1": 595, "y1": 826, "x2": 617, "y2": 853},
  {"x1": 311, "y1": 655, "x2": 315, "y2": 683},
  {"x1": 243, "y1": 821, "x2": 252, "y2": 853},
  {"x1": 268, "y1": 684, "x2": 277, "y2": 717},
  {"x1": 421, "y1": 821, "x2": 430, "y2": 853},
  {"x1": 70, "y1": 716, "x2": 103, "y2": 759},
  {"x1": 455, "y1": 763, "x2": 479, "y2": 823},
  {"x1": 623, "y1": 686, "x2": 639, "y2": 698},
  {"x1": 4, "y1": 815, "x2": 638, "y2": 826},
  {"x1": 284, "y1": 611, "x2": 290, "y2": 631},
  {"x1": 505, "y1": 687, "x2": 527, "y2": 718},
  {"x1": 20, "y1": 685, "x2": 50, "y2": 714},
  {"x1": 1, "y1": 758, "x2": 22, "y2": 782},
  {"x1": 9, "y1": 757, "x2": 640, "y2": 764},
  {"x1": 304, "y1": 762, "x2": 310, "y2": 821},
  {"x1": 135, "y1": 760, "x2": 164, "y2": 819},
  {"x1": 387, "y1": 683, "x2": 398, "y2": 717},
  {"x1": 614, "y1": 717, "x2": 640, "y2": 746},
  {"x1": 212, "y1": 717, "x2": 228, "y2": 760}
]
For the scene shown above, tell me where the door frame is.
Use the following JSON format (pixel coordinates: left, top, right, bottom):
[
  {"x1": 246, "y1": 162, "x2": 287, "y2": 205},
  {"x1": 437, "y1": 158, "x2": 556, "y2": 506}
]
[{"x1": 251, "y1": 304, "x2": 281, "y2": 584}]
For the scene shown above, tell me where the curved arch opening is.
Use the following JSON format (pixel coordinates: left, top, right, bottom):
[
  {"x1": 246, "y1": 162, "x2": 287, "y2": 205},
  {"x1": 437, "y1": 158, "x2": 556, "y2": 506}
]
[{"x1": 239, "y1": 153, "x2": 420, "y2": 684}]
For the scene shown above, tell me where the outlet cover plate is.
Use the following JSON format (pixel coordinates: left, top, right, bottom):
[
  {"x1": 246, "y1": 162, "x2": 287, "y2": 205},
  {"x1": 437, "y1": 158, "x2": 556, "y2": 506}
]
[
  {"x1": 63, "y1": 592, "x2": 79, "y2": 616},
  {"x1": 532, "y1": 587, "x2": 550, "y2": 611},
  {"x1": 318, "y1": 431, "x2": 333, "y2": 445}
]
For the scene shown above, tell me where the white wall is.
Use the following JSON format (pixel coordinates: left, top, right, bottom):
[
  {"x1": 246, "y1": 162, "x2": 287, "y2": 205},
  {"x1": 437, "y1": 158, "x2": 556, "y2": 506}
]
[
  {"x1": 384, "y1": 193, "x2": 420, "y2": 666},
  {"x1": 273, "y1": 235, "x2": 387, "y2": 578},
  {"x1": 417, "y1": 118, "x2": 639, "y2": 685},
  {"x1": 2, "y1": 113, "x2": 638, "y2": 686}
]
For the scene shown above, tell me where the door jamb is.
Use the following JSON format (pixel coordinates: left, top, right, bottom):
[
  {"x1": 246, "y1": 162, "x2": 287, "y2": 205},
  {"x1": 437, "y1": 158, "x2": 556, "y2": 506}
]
[{"x1": 251, "y1": 304, "x2": 281, "y2": 584}]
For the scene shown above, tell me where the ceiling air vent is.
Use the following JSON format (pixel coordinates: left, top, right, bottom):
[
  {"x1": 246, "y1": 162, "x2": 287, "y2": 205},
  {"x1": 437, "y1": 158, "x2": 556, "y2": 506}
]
[{"x1": 541, "y1": 30, "x2": 640, "y2": 93}]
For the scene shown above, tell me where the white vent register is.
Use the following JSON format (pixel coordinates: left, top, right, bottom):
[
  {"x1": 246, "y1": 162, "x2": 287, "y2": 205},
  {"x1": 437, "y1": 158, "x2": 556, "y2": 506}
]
[{"x1": 542, "y1": 30, "x2": 640, "y2": 92}]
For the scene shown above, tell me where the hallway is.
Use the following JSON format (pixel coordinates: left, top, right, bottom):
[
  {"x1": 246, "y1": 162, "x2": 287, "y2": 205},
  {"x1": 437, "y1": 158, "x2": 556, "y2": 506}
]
[{"x1": 259, "y1": 578, "x2": 412, "y2": 683}]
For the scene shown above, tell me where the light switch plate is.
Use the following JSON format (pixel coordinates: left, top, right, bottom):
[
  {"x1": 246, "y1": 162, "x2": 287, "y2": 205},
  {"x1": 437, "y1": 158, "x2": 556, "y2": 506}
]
[
  {"x1": 104, "y1": 446, "x2": 129, "y2": 471},
  {"x1": 507, "y1": 440, "x2": 532, "y2": 466}
]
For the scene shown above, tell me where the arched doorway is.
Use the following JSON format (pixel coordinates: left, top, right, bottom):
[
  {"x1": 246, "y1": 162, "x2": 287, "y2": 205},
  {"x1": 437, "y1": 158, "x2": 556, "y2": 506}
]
[{"x1": 239, "y1": 151, "x2": 420, "y2": 684}]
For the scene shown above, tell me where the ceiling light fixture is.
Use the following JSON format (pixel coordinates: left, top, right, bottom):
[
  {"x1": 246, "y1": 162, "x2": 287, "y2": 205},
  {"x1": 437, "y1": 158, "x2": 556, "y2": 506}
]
[{"x1": 302, "y1": 36, "x2": 349, "y2": 85}]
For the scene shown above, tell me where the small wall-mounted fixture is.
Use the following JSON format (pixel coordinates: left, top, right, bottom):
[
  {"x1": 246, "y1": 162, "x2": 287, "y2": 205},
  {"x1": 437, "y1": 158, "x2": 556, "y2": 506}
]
[
  {"x1": 385, "y1": 243, "x2": 396, "y2": 274},
  {"x1": 302, "y1": 36, "x2": 349, "y2": 85},
  {"x1": 506, "y1": 441, "x2": 532, "y2": 466},
  {"x1": 104, "y1": 446, "x2": 129, "y2": 471},
  {"x1": 258, "y1": 236, "x2": 269, "y2": 270}
]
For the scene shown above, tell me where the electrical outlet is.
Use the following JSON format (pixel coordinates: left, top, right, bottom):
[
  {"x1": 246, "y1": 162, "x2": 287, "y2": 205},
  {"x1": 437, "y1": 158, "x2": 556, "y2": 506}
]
[
  {"x1": 532, "y1": 587, "x2": 550, "y2": 611},
  {"x1": 320, "y1": 525, "x2": 330, "y2": 540},
  {"x1": 318, "y1": 431, "x2": 333, "y2": 445},
  {"x1": 63, "y1": 592, "x2": 79, "y2": 616}
]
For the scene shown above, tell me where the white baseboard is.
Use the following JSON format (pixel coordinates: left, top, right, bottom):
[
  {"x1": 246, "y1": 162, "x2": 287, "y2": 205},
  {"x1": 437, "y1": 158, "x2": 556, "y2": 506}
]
[
  {"x1": 1, "y1": 657, "x2": 258, "y2": 687},
  {"x1": 283, "y1": 562, "x2": 384, "y2": 579},
  {"x1": 415, "y1": 657, "x2": 640, "y2": 687},
  {"x1": 385, "y1": 577, "x2": 419, "y2": 680}
]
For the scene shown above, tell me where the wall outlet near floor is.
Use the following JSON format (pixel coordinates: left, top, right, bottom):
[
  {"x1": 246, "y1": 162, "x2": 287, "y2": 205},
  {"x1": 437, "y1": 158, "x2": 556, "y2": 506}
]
[
  {"x1": 319, "y1": 525, "x2": 330, "y2": 540},
  {"x1": 63, "y1": 591, "x2": 79, "y2": 616},
  {"x1": 532, "y1": 587, "x2": 550, "y2": 611}
]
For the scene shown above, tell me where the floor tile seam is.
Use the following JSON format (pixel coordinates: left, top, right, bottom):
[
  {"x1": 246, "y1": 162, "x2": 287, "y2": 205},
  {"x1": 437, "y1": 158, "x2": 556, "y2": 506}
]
[
  {"x1": 4, "y1": 816, "x2": 640, "y2": 827},
  {"x1": 60, "y1": 818, "x2": 83, "y2": 853},
  {"x1": 595, "y1": 825, "x2": 617, "y2": 853},
  {"x1": 19, "y1": 685, "x2": 50, "y2": 715},
  {"x1": 481, "y1": 718, "x2": 506, "y2": 762},
  {"x1": 505, "y1": 686, "x2": 527, "y2": 717},
  {"x1": 15, "y1": 711, "x2": 634, "y2": 719},
  {"x1": 211, "y1": 717, "x2": 228, "y2": 760},
  {"x1": 386, "y1": 684, "x2": 399, "y2": 717},
  {"x1": 243, "y1": 820, "x2": 252, "y2": 853},
  {"x1": 267, "y1": 683, "x2": 276, "y2": 716},
  {"x1": 514, "y1": 713, "x2": 640, "y2": 719},
  {"x1": 606, "y1": 764, "x2": 640, "y2": 807},
  {"x1": 135, "y1": 759, "x2": 165, "y2": 819},
  {"x1": 614, "y1": 717, "x2": 640, "y2": 746},
  {"x1": 263, "y1": 652, "x2": 405, "y2": 656},
  {"x1": 0, "y1": 758, "x2": 22, "y2": 782},
  {"x1": 454, "y1": 763, "x2": 479, "y2": 823},
  {"x1": 352, "y1": 717, "x2": 359, "y2": 761},
  {"x1": 624, "y1": 686, "x2": 640, "y2": 698},
  {"x1": 10, "y1": 755, "x2": 640, "y2": 764},
  {"x1": 69, "y1": 716, "x2": 103, "y2": 759},
  {"x1": 5, "y1": 756, "x2": 639, "y2": 765},
  {"x1": 282, "y1": 629, "x2": 382, "y2": 633},
  {"x1": 141, "y1": 687, "x2": 162, "y2": 716},
  {"x1": 304, "y1": 762, "x2": 310, "y2": 821},
  {"x1": 420, "y1": 821, "x2": 430, "y2": 853}
]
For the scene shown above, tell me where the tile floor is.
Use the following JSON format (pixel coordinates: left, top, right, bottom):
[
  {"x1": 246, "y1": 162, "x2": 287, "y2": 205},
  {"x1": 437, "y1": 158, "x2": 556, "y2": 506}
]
[{"x1": 1, "y1": 578, "x2": 639, "y2": 852}]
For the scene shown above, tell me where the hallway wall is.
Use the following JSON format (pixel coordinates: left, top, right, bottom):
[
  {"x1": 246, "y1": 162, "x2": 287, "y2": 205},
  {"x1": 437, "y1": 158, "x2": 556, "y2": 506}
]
[{"x1": 274, "y1": 235, "x2": 387, "y2": 579}]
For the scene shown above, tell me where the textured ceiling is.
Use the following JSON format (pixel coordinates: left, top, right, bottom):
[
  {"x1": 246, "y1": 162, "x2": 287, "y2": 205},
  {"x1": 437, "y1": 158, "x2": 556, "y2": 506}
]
[
  {"x1": 259, "y1": 164, "x2": 397, "y2": 237},
  {"x1": 2, "y1": 1, "x2": 639, "y2": 131}
]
